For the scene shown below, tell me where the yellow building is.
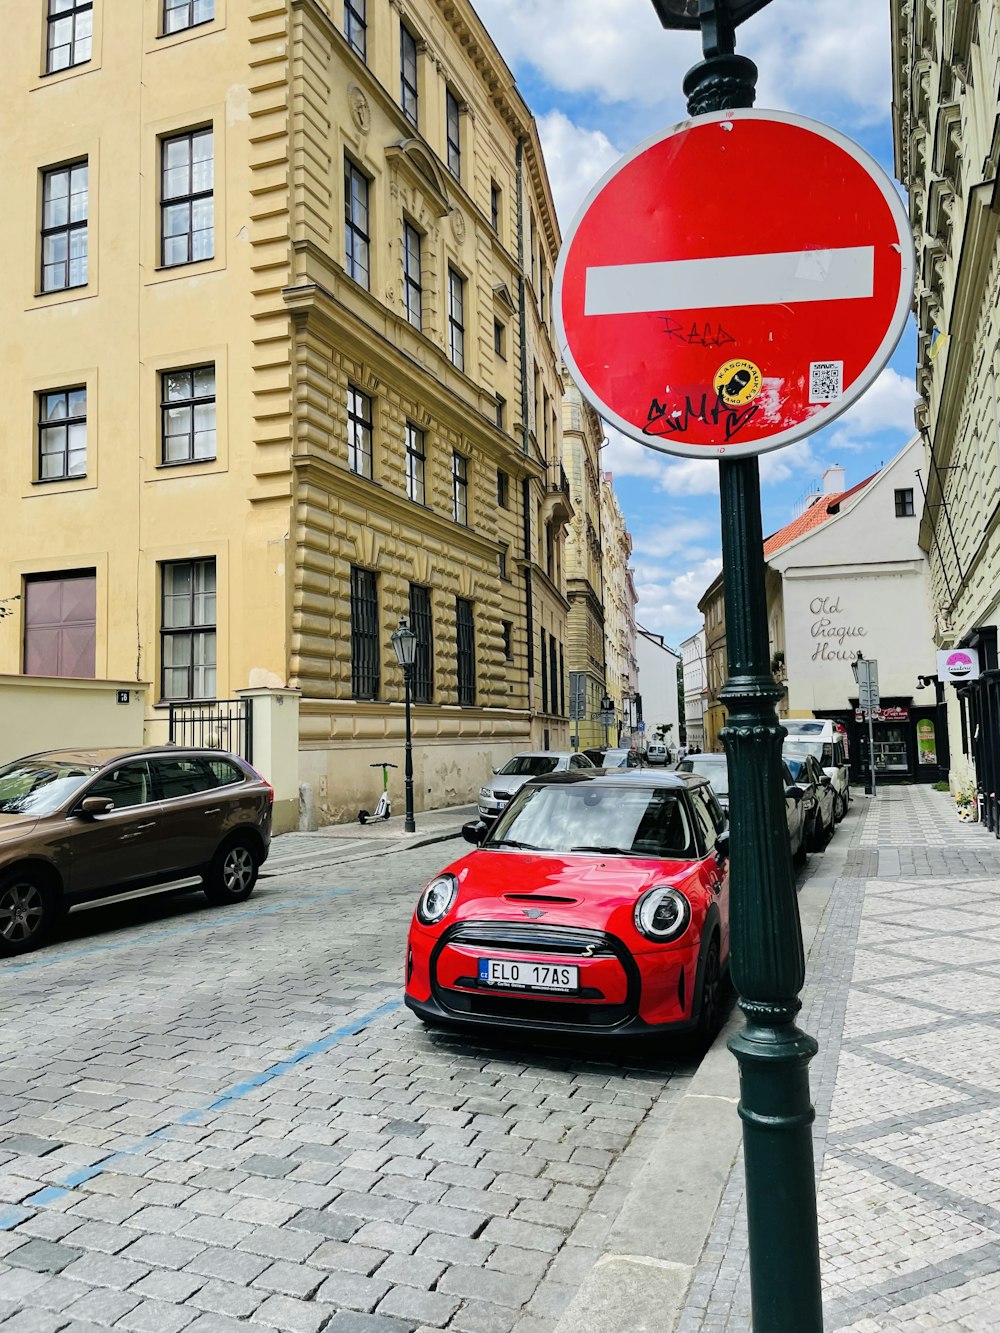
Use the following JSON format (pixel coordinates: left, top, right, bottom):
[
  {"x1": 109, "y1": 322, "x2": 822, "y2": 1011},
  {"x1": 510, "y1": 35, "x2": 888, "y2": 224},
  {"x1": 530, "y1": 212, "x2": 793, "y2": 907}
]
[
  {"x1": 1, "y1": 0, "x2": 570, "y2": 826},
  {"x1": 698, "y1": 573, "x2": 728, "y2": 753},
  {"x1": 561, "y1": 374, "x2": 607, "y2": 750},
  {"x1": 599, "y1": 475, "x2": 638, "y2": 746}
]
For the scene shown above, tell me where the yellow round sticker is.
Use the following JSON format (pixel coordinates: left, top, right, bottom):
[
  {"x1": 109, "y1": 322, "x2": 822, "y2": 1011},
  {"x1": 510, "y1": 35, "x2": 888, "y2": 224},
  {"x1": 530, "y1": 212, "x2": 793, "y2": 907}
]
[{"x1": 714, "y1": 359, "x2": 763, "y2": 407}]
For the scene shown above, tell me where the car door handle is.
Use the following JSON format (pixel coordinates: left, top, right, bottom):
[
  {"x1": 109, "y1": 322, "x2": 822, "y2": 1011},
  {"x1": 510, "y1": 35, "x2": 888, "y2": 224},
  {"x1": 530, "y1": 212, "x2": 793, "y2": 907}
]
[
  {"x1": 120, "y1": 822, "x2": 156, "y2": 840},
  {"x1": 203, "y1": 808, "x2": 221, "y2": 816}
]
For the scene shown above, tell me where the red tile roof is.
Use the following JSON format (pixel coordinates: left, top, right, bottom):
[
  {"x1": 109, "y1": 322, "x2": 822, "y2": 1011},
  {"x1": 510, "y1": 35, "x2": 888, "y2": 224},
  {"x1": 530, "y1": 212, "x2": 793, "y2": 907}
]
[{"x1": 763, "y1": 474, "x2": 877, "y2": 557}]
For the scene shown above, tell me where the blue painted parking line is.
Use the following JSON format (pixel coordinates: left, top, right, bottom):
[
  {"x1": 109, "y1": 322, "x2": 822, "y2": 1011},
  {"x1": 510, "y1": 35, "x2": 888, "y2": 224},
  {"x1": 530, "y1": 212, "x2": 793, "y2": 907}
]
[
  {"x1": 1, "y1": 885, "x2": 357, "y2": 976},
  {"x1": 20, "y1": 996, "x2": 403, "y2": 1212}
]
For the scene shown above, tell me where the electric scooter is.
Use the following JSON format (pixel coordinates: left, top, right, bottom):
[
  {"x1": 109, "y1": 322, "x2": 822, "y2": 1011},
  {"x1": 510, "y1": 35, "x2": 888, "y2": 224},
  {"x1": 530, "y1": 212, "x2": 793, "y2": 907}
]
[{"x1": 358, "y1": 761, "x2": 397, "y2": 824}]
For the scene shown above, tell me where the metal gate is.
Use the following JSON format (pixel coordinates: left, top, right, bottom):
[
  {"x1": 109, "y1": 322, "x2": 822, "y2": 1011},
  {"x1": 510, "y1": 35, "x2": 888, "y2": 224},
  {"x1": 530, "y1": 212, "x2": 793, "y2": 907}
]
[{"x1": 167, "y1": 698, "x2": 253, "y2": 763}]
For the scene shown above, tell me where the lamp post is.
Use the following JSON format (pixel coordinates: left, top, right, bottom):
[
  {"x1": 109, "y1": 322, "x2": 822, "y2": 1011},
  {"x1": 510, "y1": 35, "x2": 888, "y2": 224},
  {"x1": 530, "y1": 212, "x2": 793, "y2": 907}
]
[
  {"x1": 651, "y1": 3, "x2": 823, "y2": 1331},
  {"x1": 390, "y1": 616, "x2": 417, "y2": 833}
]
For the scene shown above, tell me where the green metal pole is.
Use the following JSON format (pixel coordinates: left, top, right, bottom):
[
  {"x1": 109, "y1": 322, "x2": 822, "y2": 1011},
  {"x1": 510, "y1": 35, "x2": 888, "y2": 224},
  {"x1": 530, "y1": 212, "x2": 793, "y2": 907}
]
[{"x1": 680, "y1": 5, "x2": 825, "y2": 1330}]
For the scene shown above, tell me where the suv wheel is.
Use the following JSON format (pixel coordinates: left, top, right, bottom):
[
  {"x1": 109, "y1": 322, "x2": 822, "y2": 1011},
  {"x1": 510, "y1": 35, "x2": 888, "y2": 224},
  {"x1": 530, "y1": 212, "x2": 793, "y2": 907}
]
[
  {"x1": 0, "y1": 871, "x2": 58, "y2": 956},
  {"x1": 204, "y1": 835, "x2": 259, "y2": 905},
  {"x1": 833, "y1": 790, "x2": 847, "y2": 823}
]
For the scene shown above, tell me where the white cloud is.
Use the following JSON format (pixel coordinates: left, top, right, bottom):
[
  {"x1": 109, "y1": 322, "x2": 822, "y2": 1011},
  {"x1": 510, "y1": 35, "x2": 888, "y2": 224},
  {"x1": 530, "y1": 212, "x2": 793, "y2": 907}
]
[
  {"x1": 536, "y1": 110, "x2": 621, "y2": 227},
  {"x1": 823, "y1": 367, "x2": 917, "y2": 454},
  {"x1": 634, "y1": 555, "x2": 722, "y2": 642}
]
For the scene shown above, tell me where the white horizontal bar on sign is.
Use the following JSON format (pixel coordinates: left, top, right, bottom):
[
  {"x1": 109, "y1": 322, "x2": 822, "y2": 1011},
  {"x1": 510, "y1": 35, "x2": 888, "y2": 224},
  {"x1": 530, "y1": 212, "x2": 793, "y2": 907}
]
[{"x1": 584, "y1": 246, "x2": 875, "y2": 315}]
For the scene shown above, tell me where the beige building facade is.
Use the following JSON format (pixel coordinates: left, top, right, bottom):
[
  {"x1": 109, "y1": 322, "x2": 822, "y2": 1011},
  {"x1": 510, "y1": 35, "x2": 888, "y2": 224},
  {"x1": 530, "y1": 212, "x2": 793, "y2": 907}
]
[
  {"x1": 600, "y1": 474, "x2": 638, "y2": 746},
  {"x1": 1, "y1": 0, "x2": 571, "y2": 826},
  {"x1": 891, "y1": 0, "x2": 1000, "y2": 821}
]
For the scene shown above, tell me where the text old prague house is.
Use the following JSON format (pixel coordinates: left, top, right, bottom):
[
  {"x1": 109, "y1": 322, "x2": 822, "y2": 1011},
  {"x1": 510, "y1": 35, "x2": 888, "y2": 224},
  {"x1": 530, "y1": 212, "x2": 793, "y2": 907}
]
[{"x1": 0, "y1": 0, "x2": 575, "y2": 827}]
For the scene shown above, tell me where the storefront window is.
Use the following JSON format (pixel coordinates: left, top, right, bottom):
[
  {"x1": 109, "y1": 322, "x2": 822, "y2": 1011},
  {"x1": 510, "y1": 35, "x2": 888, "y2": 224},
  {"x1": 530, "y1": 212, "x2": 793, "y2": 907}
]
[{"x1": 859, "y1": 725, "x2": 909, "y2": 772}]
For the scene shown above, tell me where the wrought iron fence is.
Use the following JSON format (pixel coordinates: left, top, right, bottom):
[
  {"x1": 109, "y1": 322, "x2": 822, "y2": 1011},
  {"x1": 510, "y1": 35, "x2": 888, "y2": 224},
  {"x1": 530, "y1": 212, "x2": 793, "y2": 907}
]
[{"x1": 167, "y1": 698, "x2": 253, "y2": 763}]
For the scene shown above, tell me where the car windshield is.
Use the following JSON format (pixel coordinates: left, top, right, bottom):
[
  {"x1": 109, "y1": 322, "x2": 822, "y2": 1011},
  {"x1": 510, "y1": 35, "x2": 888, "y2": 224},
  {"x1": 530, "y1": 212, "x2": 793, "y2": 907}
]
[
  {"x1": 784, "y1": 757, "x2": 807, "y2": 781},
  {"x1": 678, "y1": 756, "x2": 729, "y2": 796},
  {"x1": 499, "y1": 756, "x2": 560, "y2": 777},
  {"x1": 602, "y1": 751, "x2": 630, "y2": 766},
  {"x1": 488, "y1": 783, "x2": 696, "y2": 858},
  {"x1": 0, "y1": 759, "x2": 99, "y2": 816},
  {"x1": 784, "y1": 740, "x2": 824, "y2": 763}
]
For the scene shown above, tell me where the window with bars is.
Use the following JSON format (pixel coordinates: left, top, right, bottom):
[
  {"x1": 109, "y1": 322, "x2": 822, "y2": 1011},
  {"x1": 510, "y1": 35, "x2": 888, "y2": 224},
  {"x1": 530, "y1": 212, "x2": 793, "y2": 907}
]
[
  {"x1": 497, "y1": 469, "x2": 509, "y2": 508},
  {"x1": 344, "y1": 0, "x2": 366, "y2": 59},
  {"x1": 405, "y1": 422, "x2": 425, "y2": 504},
  {"x1": 456, "y1": 598, "x2": 475, "y2": 706},
  {"x1": 161, "y1": 365, "x2": 216, "y2": 464},
  {"x1": 350, "y1": 566, "x2": 380, "y2": 700},
  {"x1": 347, "y1": 385, "x2": 373, "y2": 478},
  {"x1": 894, "y1": 487, "x2": 915, "y2": 517},
  {"x1": 160, "y1": 558, "x2": 217, "y2": 700},
  {"x1": 400, "y1": 22, "x2": 418, "y2": 125},
  {"x1": 501, "y1": 620, "x2": 513, "y2": 661},
  {"x1": 403, "y1": 221, "x2": 422, "y2": 330},
  {"x1": 490, "y1": 181, "x2": 501, "y2": 233},
  {"x1": 163, "y1": 0, "x2": 214, "y2": 35},
  {"x1": 46, "y1": 0, "x2": 92, "y2": 73},
  {"x1": 408, "y1": 584, "x2": 433, "y2": 703},
  {"x1": 161, "y1": 128, "x2": 214, "y2": 267},
  {"x1": 448, "y1": 267, "x2": 465, "y2": 371},
  {"x1": 540, "y1": 628, "x2": 548, "y2": 712},
  {"x1": 38, "y1": 387, "x2": 87, "y2": 481},
  {"x1": 345, "y1": 158, "x2": 371, "y2": 288},
  {"x1": 452, "y1": 451, "x2": 468, "y2": 525},
  {"x1": 446, "y1": 90, "x2": 461, "y2": 180},
  {"x1": 41, "y1": 161, "x2": 88, "y2": 293}
]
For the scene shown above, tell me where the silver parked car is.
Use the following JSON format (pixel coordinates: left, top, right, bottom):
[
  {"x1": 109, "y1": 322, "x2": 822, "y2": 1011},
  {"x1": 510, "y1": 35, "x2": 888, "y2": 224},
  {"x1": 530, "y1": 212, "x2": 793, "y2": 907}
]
[{"x1": 478, "y1": 751, "x2": 595, "y2": 822}]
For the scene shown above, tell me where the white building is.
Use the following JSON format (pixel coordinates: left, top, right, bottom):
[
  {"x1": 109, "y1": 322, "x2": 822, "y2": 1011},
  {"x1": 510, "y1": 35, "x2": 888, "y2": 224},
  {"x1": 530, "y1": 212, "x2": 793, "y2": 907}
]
[
  {"x1": 681, "y1": 629, "x2": 707, "y2": 749},
  {"x1": 766, "y1": 439, "x2": 945, "y2": 784},
  {"x1": 635, "y1": 627, "x2": 681, "y2": 752}
]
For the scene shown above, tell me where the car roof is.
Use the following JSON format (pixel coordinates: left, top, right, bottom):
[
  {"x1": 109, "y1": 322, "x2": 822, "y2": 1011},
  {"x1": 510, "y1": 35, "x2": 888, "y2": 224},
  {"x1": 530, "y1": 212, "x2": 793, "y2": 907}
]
[
  {"x1": 13, "y1": 746, "x2": 243, "y2": 766},
  {"x1": 505, "y1": 750, "x2": 577, "y2": 760},
  {"x1": 524, "y1": 769, "x2": 707, "y2": 791}
]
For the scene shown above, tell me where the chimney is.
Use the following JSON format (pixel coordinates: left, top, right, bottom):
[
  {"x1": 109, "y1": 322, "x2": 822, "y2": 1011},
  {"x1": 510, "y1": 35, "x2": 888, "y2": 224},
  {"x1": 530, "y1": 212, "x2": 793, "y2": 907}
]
[{"x1": 822, "y1": 464, "x2": 846, "y2": 495}]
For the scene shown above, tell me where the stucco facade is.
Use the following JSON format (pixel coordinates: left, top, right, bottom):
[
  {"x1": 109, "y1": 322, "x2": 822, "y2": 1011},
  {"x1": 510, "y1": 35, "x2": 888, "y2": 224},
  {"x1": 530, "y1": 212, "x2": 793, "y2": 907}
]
[
  {"x1": 600, "y1": 473, "x2": 638, "y2": 744},
  {"x1": 1, "y1": 0, "x2": 571, "y2": 824},
  {"x1": 635, "y1": 627, "x2": 680, "y2": 749},
  {"x1": 681, "y1": 628, "x2": 707, "y2": 750},
  {"x1": 891, "y1": 0, "x2": 1000, "y2": 812}
]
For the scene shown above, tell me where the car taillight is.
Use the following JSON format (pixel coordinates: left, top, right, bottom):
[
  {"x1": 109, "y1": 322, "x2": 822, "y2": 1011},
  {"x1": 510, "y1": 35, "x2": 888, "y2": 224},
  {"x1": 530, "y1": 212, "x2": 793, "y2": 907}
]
[{"x1": 248, "y1": 764, "x2": 274, "y2": 804}]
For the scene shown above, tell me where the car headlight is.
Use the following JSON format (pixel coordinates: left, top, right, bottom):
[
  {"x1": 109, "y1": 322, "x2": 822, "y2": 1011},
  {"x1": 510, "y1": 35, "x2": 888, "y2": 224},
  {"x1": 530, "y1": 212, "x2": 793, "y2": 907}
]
[
  {"x1": 634, "y1": 886, "x2": 691, "y2": 942},
  {"x1": 416, "y1": 874, "x2": 459, "y2": 925},
  {"x1": 479, "y1": 787, "x2": 492, "y2": 799}
]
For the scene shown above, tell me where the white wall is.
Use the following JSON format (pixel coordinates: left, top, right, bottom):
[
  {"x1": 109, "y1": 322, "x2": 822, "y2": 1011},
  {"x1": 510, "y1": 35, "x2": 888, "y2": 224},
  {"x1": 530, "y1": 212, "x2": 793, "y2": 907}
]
[{"x1": 636, "y1": 632, "x2": 681, "y2": 742}]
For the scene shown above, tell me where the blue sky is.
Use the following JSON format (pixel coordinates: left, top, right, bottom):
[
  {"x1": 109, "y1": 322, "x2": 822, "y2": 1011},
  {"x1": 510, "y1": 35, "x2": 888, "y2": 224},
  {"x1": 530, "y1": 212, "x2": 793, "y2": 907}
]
[{"x1": 474, "y1": 0, "x2": 917, "y2": 647}]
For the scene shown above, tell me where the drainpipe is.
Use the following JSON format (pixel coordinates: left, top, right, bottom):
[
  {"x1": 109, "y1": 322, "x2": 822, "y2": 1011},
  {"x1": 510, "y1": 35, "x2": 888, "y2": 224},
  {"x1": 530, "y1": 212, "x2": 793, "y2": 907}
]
[{"x1": 517, "y1": 137, "x2": 534, "y2": 696}]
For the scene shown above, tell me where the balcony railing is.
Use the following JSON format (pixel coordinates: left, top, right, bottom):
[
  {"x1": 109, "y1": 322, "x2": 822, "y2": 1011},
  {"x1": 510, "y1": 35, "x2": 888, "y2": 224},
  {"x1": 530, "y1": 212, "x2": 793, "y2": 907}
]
[{"x1": 547, "y1": 463, "x2": 570, "y2": 497}]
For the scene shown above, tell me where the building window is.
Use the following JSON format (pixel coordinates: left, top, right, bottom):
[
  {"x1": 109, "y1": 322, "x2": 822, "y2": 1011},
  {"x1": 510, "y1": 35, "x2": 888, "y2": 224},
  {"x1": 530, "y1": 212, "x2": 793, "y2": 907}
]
[
  {"x1": 497, "y1": 469, "x2": 509, "y2": 508},
  {"x1": 160, "y1": 558, "x2": 217, "y2": 700},
  {"x1": 448, "y1": 268, "x2": 465, "y2": 371},
  {"x1": 41, "y1": 161, "x2": 89, "y2": 293},
  {"x1": 163, "y1": 0, "x2": 214, "y2": 35},
  {"x1": 400, "y1": 22, "x2": 418, "y2": 126},
  {"x1": 403, "y1": 221, "x2": 422, "y2": 330},
  {"x1": 405, "y1": 422, "x2": 425, "y2": 504},
  {"x1": 161, "y1": 365, "x2": 216, "y2": 464},
  {"x1": 38, "y1": 387, "x2": 87, "y2": 481},
  {"x1": 894, "y1": 487, "x2": 915, "y2": 517},
  {"x1": 553, "y1": 638, "x2": 561, "y2": 715},
  {"x1": 495, "y1": 395, "x2": 505, "y2": 431},
  {"x1": 456, "y1": 598, "x2": 476, "y2": 705},
  {"x1": 347, "y1": 385, "x2": 373, "y2": 478},
  {"x1": 344, "y1": 158, "x2": 371, "y2": 289},
  {"x1": 408, "y1": 583, "x2": 433, "y2": 703},
  {"x1": 344, "y1": 0, "x2": 366, "y2": 59},
  {"x1": 493, "y1": 320, "x2": 505, "y2": 358},
  {"x1": 499, "y1": 546, "x2": 508, "y2": 580},
  {"x1": 46, "y1": 0, "x2": 92, "y2": 73},
  {"x1": 23, "y1": 571, "x2": 96, "y2": 678},
  {"x1": 161, "y1": 128, "x2": 214, "y2": 267},
  {"x1": 446, "y1": 90, "x2": 462, "y2": 180},
  {"x1": 490, "y1": 180, "x2": 501, "y2": 233},
  {"x1": 452, "y1": 451, "x2": 468, "y2": 524},
  {"x1": 501, "y1": 619, "x2": 513, "y2": 661},
  {"x1": 540, "y1": 628, "x2": 548, "y2": 712},
  {"x1": 350, "y1": 566, "x2": 379, "y2": 700}
]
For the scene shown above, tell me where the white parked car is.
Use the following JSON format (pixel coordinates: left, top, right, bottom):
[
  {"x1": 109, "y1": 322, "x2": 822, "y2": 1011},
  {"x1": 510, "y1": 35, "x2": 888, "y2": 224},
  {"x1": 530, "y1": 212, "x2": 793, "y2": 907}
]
[
  {"x1": 646, "y1": 742, "x2": 669, "y2": 765},
  {"x1": 782, "y1": 719, "x2": 851, "y2": 822},
  {"x1": 478, "y1": 751, "x2": 595, "y2": 822}
]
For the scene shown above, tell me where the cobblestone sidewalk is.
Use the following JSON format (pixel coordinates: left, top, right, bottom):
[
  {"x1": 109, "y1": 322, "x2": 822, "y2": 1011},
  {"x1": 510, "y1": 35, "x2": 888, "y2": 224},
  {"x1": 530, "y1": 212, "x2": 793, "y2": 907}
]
[{"x1": 677, "y1": 786, "x2": 1000, "y2": 1332}]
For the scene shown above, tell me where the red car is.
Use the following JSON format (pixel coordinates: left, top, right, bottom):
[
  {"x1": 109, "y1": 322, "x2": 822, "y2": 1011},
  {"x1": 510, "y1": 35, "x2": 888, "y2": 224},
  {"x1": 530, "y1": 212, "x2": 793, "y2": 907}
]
[{"x1": 405, "y1": 770, "x2": 730, "y2": 1041}]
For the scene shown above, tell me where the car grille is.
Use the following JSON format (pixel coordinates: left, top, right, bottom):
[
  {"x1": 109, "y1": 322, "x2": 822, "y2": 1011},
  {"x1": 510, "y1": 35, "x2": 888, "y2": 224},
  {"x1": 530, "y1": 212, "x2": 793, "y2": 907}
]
[{"x1": 444, "y1": 921, "x2": 617, "y2": 957}]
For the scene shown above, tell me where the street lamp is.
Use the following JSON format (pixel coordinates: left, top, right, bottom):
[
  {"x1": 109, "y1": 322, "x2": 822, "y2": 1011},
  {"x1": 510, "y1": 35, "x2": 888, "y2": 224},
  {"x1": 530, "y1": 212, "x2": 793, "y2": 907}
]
[
  {"x1": 650, "y1": 4, "x2": 824, "y2": 1333},
  {"x1": 390, "y1": 615, "x2": 417, "y2": 833}
]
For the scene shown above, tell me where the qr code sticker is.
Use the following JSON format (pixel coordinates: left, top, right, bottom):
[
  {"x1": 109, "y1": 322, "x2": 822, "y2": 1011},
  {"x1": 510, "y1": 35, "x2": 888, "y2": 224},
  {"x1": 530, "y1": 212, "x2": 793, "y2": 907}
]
[{"x1": 810, "y1": 361, "x2": 843, "y2": 403}]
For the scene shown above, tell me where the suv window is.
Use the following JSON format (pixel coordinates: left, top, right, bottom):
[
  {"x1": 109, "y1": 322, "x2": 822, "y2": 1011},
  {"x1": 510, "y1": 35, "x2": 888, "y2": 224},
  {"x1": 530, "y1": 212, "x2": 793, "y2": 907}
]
[
  {"x1": 87, "y1": 763, "x2": 152, "y2": 810},
  {"x1": 153, "y1": 756, "x2": 217, "y2": 800},
  {"x1": 208, "y1": 758, "x2": 244, "y2": 787},
  {"x1": 691, "y1": 787, "x2": 721, "y2": 852}
]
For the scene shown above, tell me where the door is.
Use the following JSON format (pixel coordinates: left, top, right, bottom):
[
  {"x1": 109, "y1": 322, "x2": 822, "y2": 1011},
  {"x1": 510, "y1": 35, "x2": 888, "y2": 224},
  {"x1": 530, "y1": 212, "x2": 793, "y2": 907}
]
[
  {"x1": 66, "y1": 761, "x2": 161, "y2": 897},
  {"x1": 691, "y1": 786, "x2": 729, "y2": 959},
  {"x1": 149, "y1": 755, "x2": 226, "y2": 874}
]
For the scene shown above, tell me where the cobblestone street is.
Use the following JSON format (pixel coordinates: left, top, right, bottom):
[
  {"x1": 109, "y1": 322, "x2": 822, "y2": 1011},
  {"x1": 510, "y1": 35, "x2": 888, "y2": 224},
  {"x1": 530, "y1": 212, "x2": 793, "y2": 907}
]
[{"x1": 0, "y1": 829, "x2": 696, "y2": 1333}]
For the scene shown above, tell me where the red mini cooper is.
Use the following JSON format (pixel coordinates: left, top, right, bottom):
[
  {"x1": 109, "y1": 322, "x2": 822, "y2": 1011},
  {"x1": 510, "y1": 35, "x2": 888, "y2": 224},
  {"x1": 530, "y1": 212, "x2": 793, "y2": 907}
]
[{"x1": 405, "y1": 770, "x2": 730, "y2": 1042}]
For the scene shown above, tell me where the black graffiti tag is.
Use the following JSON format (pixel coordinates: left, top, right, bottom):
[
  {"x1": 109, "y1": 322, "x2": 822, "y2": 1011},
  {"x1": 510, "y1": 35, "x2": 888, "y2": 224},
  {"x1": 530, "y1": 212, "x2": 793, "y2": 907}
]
[
  {"x1": 661, "y1": 317, "x2": 737, "y2": 349},
  {"x1": 643, "y1": 392, "x2": 759, "y2": 444}
]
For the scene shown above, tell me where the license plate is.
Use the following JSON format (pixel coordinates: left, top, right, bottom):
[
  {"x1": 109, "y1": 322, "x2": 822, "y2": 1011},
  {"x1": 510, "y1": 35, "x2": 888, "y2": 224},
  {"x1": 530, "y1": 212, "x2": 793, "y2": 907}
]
[{"x1": 477, "y1": 959, "x2": 579, "y2": 992}]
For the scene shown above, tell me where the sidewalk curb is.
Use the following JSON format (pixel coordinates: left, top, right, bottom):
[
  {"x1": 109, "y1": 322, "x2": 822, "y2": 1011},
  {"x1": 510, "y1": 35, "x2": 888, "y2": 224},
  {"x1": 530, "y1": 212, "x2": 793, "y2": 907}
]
[{"x1": 553, "y1": 869, "x2": 840, "y2": 1333}]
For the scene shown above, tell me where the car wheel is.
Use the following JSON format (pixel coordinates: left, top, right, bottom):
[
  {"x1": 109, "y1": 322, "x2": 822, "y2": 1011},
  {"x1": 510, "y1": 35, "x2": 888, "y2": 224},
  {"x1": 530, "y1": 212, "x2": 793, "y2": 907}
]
[
  {"x1": 793, "y1": 834, "x2": 808, "y2": 867},
  {"x1": 204, "y1": 835, "x2": 259, "y2": 905},
  {"x1": 833, "y1": 790, "x2": 847, "y2": 823},
  {"x1": 695, "y1": 937, "x2": 722, "y2": 1047},
  {"x1": 808, "y1": 811, "x2": 828, "y2": 852},
  {"x1": 0, "y1": 871, "x2": 59, "y2": 956}
]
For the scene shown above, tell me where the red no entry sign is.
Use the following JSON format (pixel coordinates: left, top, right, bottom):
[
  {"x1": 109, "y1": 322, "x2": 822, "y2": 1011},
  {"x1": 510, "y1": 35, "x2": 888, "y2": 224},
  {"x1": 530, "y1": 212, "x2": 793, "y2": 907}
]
[{"x1": 554, "y1": 110, "x2": 914, "y2": 459}]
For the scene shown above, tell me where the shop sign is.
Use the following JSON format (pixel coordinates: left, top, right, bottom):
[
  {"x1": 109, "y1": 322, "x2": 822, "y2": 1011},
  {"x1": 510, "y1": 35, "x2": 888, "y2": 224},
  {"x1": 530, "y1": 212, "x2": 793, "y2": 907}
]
[
  {"x1": 854, "y1": 705, "x2": 909, "y2": 723},
  {"x1": 917, "y1": 718, "x2": 937, "y2": 765},
  {"x1": 937, "y1": 648, "x2": 980, "y2": 683}
]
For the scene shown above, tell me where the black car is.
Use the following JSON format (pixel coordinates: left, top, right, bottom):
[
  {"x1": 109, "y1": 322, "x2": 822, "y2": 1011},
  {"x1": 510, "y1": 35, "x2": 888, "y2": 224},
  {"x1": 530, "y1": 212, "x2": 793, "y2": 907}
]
[
  {"x1": 675, "y1": 753, "x2": 808, "y2": 864},
  {"x1": 784, "y1": 753, "x2": 836, "y2": 850}
]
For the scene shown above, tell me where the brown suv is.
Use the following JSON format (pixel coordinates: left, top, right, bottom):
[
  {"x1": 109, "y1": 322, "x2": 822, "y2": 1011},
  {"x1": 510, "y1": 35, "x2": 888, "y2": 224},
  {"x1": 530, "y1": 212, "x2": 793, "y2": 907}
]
[{"x1": 0, "y1": 747, "x2": 273, "y2": 956}]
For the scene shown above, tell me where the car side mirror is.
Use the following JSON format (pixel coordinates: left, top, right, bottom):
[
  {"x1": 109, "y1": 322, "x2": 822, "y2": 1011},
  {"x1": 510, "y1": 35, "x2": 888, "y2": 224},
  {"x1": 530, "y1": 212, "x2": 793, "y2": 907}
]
[
  {"x1": 491, "y1": 766, "x2": 500, "y2": 776},
  {"x1": 714, "y1": 829, "x2": 730, "y2": 862},
  {"x1": 785, "y1": 784, "x2": 803, "y2": 803},
  {"x1": 820, "y1": 774, "x2": 833, "y2": 787},
  {"x1": 78, "y1": 796, "x2": 113, "y2": 818},
  {"x1": 462, "y1": 820, "x2": 488, "y2": 846}
]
